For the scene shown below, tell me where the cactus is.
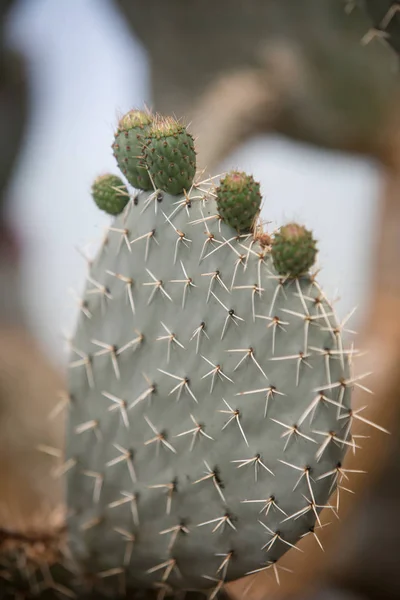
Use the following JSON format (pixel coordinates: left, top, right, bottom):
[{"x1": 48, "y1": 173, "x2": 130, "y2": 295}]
[
  {"x1": 216, "y1": 172, "x2": 262, "y2": 233},
  {"x1": 61, "y1": 109, "x2": 367, "y2": 598},
  {"x1": 1, "y1": 109, "x2": 385, "y2": 600},
  {"x1": 112, "y1": 109, "x2": 154, "y2": 191}
]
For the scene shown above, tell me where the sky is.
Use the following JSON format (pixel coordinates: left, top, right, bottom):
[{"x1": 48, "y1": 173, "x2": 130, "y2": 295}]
[{"x1": 5, "y1": 0, "x2": 382, "y2": 365}]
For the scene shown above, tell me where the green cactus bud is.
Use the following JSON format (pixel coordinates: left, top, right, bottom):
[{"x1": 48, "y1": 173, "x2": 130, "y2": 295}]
[
  {"x1": 271, "y1": 223, "x2": 318, "y2": 278},
  {"x1": 91, "y1": 174, "x2": 129, "y2": 216},
  {"x1": 216, "y1": 171, "x2": 262, "y2": 232},
  {"x1": 143, "y1": 116, "x2": 196, "y2": 195},
  {"x1": 112, "y1": 109, "x2": 153, "y2": 191}
]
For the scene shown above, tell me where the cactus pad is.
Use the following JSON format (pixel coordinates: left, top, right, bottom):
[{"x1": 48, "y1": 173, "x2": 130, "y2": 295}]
[
  {"x1": 143, "y1": 117, "x2": 196, "y2": 195},
  {"x1": 112, "y1": 109, "x2": 153, "y2": 191},
  {"x1": 92, "y1": 174, "x2": 129, "y2": 216},
  {"x1": 216, "y1": 171, "x2": 262, "y2": 232},
  {"x1": 65, "y1": 169, "x2": 355, "y2": 596}
]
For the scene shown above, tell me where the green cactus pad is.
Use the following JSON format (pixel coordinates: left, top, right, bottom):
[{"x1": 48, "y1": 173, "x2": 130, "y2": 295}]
[
  {"x1": 143, "y1": 117, "x2": 196, "y2": 195},
  {"x1": 112, "y1": 109, "x2": 153, "y2": 191},
  {"x1": 271, "y1": 223, "x2": 318, "y2": 278},
  {"x1": 92, "y1": 174, "x2": 129, "y2": 216},
  {"x1": 65, "y1": 178, "x2": 357, "y2": 597},
  {"x1": 216, "y1": 171, "x2": 262, "y2": 232}
]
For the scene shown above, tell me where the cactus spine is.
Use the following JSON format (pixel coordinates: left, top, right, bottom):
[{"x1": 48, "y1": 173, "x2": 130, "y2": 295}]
[
  {"x1": 362, "y1": 2, "x2": 400, "y2": 55},
  {"x1": 346, "y1": 1, "x2": 400, "y2": 57}
]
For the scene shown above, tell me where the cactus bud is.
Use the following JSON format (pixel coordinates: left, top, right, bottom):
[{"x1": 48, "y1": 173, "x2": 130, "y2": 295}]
[
  {"x1": 143, "y1": 116, "x2": 196, "y2": 195},
  {"x1": 112, "y1": 109, "x2": 153, "y2": 191},
  {"x1": 216, "y1": 171, "x2": 262, "y2": 232},
  {"x1": 272, "y1": 223, "x2": 317, "y2": 277},
  {"x1": 91, "y1": 174, "x2": 129, "y2": 215}
]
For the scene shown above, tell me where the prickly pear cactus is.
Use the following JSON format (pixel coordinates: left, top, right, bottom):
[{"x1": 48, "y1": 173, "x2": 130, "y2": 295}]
[
  {"x1": 363, "y1": 2, "x2": 400, "y2": 55},
  {"x1": 64, "y1": 113, "x2": 358, "y2": 598}
]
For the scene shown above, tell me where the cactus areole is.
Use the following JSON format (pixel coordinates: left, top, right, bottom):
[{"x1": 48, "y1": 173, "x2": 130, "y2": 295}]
[{"x1": 58, "y1": 109, "x2": 364, "y2": 598}]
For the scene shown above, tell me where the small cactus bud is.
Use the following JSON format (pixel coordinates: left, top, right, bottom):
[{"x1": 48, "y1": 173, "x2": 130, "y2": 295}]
[
  {"x1": 216, "y1": 171, "x2": 262, "y2": 232},
  {"x1": 91, "y1": 174, "x2": 129, "y2": 215},
  {"x1": 118, "y1": 109, "x2": 152, "y2": 131},
  {"x1": 143, "y1": 116, "x2": 196, "y2": 195},
  {"x1": 112, "y1": 109, "x2": 153, "y2": 191},
  {"x1": 271, "y1": 223, "x2": 317, "y2": 277}
]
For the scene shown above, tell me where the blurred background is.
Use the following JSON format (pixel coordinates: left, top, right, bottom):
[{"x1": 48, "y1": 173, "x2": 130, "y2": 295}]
[{"x1": 1, "y1": 1, "x2": 400, "y2": 599}]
